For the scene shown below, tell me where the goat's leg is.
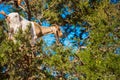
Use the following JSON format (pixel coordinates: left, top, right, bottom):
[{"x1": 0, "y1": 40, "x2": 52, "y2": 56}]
[
  {"x1": 30, "y1": 26, "x2": 37, "y2": 46},
  {"x1": 55, "y1": 31, "x2": 60, "y2": 45},
  {"x1": 8, "y1": 28, "x2": 17, "y2": 43},
  {"x1": 30, "y1": 35, "x2": 37, "y2": 46}
]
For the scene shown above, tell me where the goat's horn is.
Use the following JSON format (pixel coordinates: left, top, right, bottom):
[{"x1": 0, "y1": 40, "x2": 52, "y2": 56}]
[{"x1": 0, "y1": 11, "x2": 7, "y2": 17}]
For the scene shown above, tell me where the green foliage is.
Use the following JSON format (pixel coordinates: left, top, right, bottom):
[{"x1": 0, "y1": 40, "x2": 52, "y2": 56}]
[{"x1": 0, "y1": 0, "x2": 120, "y2": 80}]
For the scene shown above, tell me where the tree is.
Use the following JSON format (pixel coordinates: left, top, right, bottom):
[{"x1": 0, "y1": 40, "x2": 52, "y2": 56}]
[{"x1": 0, "y1": 0, "x2": 120, "y2": 80}]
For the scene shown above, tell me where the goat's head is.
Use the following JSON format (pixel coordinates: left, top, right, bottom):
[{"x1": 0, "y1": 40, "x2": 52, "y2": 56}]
[
  {"x1": 7, "y1": 12, "x2": 21, "y2": 24},
  {"x1": 0, "y1": 11, "x2": 22, "y2": 40},
  {"x1": 0, "y1": 11, "x2": 21, "y2": 25}
]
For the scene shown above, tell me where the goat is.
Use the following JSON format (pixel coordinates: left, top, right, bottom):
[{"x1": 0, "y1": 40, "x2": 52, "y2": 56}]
[{"x1": 0, "y1": 11, "x2": 63, "y2": 45}]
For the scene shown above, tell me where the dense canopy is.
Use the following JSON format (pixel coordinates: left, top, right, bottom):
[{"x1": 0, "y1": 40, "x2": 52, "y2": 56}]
[{"x1": 0, "y1": 0, "x2": 120, "y2": 80}]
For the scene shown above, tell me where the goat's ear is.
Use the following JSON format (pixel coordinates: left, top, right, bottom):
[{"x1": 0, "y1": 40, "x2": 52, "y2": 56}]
[{"x1": 0, "y1": 10, "x2": 7, "y2": 17}]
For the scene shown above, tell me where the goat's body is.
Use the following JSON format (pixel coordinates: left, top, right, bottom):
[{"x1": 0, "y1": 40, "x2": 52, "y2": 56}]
[
  {"x1": 20, "y1": 17, "x2": 31, "y2": 31},
  {"x1": 41, "y1": 27, "x2": 56, "y2": 34},
  {"x1": 5, "y1": 12, "x2": 63, "y2": 45}
]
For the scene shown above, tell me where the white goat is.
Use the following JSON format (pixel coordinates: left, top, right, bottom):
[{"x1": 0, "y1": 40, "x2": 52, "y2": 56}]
[{"x1": 0, "y1": 11, "x2": 63, "y2": 45}]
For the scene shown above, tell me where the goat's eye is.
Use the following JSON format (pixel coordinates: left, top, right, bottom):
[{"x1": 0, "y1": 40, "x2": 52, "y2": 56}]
[{"x1": 15, "y1": 15, "x2": 17, "y2": 17}]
